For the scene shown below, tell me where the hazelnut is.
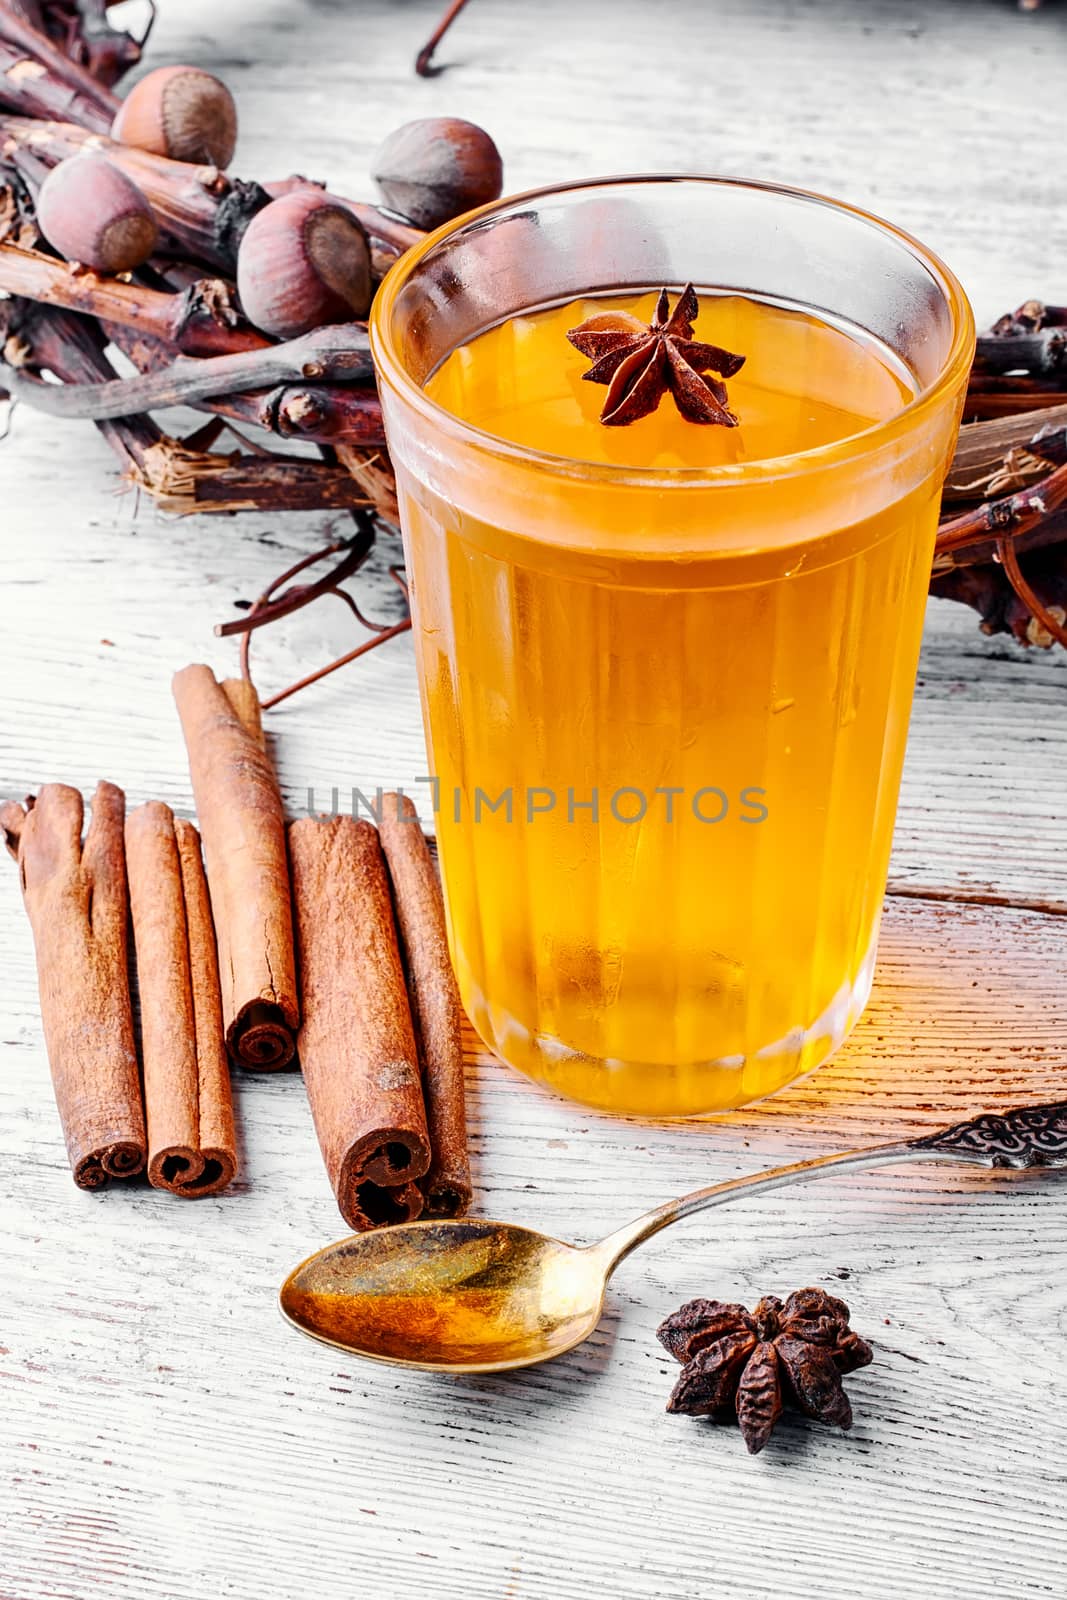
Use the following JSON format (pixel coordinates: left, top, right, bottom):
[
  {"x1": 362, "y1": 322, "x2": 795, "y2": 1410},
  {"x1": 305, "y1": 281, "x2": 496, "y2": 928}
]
[
  {"x1": 371, "y1": 117, "x2": 503, "y2": 230},
  {"x1": 36, "y1": 153, "x2": 158, "y2": 273},
  {"x1": 236, "y1": 191, "x2": 373, "y2": 340},
  {"x1": 112, "y1": 65, "x2": 238, "y2": 168}
]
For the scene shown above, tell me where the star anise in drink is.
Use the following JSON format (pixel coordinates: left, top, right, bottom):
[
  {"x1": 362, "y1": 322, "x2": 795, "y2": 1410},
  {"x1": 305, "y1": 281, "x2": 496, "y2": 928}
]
[
  {"x1": 658, "y1": 1287, "x2": 874, "y2": 1454},
  {"x1": 566, "y1": 283, "x2": 745, "y2": 428}
]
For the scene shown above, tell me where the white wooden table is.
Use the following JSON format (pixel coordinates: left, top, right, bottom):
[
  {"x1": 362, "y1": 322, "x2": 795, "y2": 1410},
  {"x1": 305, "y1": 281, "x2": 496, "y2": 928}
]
[{"x1": 2, "y1": 3, "x2": 1067, "y2": 1596}]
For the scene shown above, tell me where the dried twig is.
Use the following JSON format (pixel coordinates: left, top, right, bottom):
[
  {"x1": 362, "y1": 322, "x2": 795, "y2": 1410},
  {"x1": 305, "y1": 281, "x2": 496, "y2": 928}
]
[
  {"x1": 997, "y1": 533, "x2": 1067, "y2": 649},
  {"x1": 974, "y1": 328, "x2": 1067, "y2": 380},
  {"x1": 0, "y1": 242, "x2": 388, "y2": 446},
  {"x1": 334, "y1": 443, "x2": 399, "y2": 524},
  {"x1": 141, "y1": 446, "x2": 377, "y2": 516},
  {"x1": 944, "y1": 403, "x2": 1067, "y2": 504},
  {"x1": 416, "y1": 0, "x2": 474, "y2": 76},
  {"x1": 59, "y1": 0, "x2": 153, "y2": 86},
  {"x1": 0, "y1": 240, "x2": 265, "y2": 353},
  {"x1": 1, "y1": 319, "x2": 373, "y2": 417},
  {"x1": 0, "y1": 2, "x2": 117, "y2": 118},
  {"x1": 935, "y1": 417, "x2": 1067, "y2": 646},
  {"x1": 2, "y1": 296, "x2": 380, "y2": 514},
  {"x1": 930, "y1": 539, "x2": 1067, "y2": 647},
  {"x1": 0, "y1": 37, "x2": 111, "y2": 126},
  {"x1": 216, "y1": 528, "x2": 377, "y2": 641},
  {"x1": 2, "y1": 293, "x2": 160, "y2": 471},
  {"x1": 991, "y1": 300, "x2": 1067, "y2": 336},
  {"x1": 965, "y1": 382, "x2": 1067, "y2": 420},
  {"x1": 936, "y1": 451, "x2": 1067, "y2": 557},
  {"x1": 104, "y1": 320, "x2": 387, "y2": 446},
  {"x1": 216, "y1": 523, "x2": 412, "y2": 709}
]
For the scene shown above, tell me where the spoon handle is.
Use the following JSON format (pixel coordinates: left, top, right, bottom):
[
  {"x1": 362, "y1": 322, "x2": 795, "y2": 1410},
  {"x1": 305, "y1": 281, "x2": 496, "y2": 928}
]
[{"x1": 595, "y1": 1099, "x2": 1067, "y2": 1274}]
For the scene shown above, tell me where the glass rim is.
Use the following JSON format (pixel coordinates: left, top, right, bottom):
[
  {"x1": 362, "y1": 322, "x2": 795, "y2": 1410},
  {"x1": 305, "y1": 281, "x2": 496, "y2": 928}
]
[{"x1": 370, "y1": 173, "x2": 976, "y2": 488}]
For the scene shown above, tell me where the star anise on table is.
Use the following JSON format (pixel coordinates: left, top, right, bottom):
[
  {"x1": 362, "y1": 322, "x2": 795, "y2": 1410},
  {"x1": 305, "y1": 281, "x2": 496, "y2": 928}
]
[
  {"x1": 566, "y1": 284, "x2": 746, "y2": 428},
  {"x1": 658, "y1": 1287, "x2": 874, "y2": 1455}
]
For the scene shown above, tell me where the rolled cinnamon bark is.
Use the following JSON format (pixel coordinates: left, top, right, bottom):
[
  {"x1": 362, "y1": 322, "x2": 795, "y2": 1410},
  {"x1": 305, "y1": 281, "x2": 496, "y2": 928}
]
[
  {"x1": 172, "y1": 664, "x2": 298, "y2": 1068},
  {"x1": 125, "y1": 802, "x2": 237, "y2": 1197},
  {"x1": 1, "y1": 783, "x2": 146, "y2": 1189},
  {"x1": 288, "y1": 815, "x2": 431, "y2": 1230},
  {"x1": 379, "y1": 792, "x2": 472, "y2": 1218}
]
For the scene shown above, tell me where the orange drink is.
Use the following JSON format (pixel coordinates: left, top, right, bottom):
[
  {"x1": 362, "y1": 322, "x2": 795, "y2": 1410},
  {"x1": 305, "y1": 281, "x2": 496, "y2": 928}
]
[{"x1": 372, "y1": 178, "x2": 974, "y2": 1115}]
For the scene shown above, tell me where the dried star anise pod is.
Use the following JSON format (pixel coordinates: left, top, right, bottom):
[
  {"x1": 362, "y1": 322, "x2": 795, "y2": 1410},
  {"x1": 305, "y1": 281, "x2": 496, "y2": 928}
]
[
  {"x1": 566, "y1": 284, "x2": 745, "y2": 428},
  {"x1": 658, "y1": 1287, "x2": 874, "y2": 1455}
]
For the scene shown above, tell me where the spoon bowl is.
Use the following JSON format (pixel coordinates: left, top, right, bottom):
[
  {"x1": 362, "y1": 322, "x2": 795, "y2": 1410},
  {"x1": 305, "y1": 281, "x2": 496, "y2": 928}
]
[{"x1": 280, "y1": 1218, "x2": 607, "y2": 1373}]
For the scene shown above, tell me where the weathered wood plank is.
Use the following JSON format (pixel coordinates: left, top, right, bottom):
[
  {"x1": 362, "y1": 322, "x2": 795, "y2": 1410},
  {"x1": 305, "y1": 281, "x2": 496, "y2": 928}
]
[
  {"x1": 1, "y1": 891, "x2": 1065, "y2": 1600},
  {"x1": 2, "y1": 1, "x2": 1066, "y2": 1596}
]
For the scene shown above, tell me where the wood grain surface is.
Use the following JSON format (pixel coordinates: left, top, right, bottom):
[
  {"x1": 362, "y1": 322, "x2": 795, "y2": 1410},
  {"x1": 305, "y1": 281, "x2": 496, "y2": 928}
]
[{"x1": 2, "y1": 2, "x2": 1066, "y2": 1597}]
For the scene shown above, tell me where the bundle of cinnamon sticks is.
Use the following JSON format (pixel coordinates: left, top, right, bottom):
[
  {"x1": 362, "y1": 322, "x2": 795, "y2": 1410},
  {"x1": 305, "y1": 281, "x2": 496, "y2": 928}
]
[
  {"x1": 1, "y1": 783, "x2": 236, "y2": 1195},
  {"x1": 289, "y1": 798, "x2": 471, "y2": 1227},
  {"x1": 2, "y1": 665, "x2": 471, "y2": 1228}
]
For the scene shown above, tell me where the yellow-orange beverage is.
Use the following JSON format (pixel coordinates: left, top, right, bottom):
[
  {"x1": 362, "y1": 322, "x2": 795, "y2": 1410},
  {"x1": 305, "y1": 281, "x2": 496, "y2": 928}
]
[{"x1": 373, "y1": 180, "x2": 973, "y2": 1116}]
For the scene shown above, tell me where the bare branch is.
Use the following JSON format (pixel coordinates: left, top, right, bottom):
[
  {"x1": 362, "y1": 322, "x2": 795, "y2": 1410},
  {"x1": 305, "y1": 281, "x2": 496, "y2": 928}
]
[{"x1": 2, "y1": 318, "x2": 373, "y2": 417}]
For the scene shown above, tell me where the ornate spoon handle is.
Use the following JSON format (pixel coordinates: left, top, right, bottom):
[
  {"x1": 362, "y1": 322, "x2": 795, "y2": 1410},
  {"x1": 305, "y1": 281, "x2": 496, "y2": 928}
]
[
  {"x1": 597, "y1": 1100, "x2": 1067, "y2": 1272},
  {"x1": 906, "y1": 1100, "x2": 1067, "y2": 1166}
]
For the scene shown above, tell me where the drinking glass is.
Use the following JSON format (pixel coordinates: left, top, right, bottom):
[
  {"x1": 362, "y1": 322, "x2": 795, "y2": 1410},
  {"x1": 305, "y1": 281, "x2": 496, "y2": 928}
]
[{"x1": 371, "y1": 176, "x2": 974, "y2": 1116}]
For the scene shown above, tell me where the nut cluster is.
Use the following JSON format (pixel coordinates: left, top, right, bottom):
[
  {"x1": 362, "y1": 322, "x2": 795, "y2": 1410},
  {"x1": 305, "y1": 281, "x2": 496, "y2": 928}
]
[
  {"x1": 15, "y1": 51, "x2": 503, "y2": 337},
  {"x1": 0, "y1": 13, "x2": 506, "y2": 536}
]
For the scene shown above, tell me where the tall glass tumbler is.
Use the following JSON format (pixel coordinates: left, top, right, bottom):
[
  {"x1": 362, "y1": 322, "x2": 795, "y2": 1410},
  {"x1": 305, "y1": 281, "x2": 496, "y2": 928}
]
[{"x1": 371, "y1": 177, "x2": 974, "y2": 1116}]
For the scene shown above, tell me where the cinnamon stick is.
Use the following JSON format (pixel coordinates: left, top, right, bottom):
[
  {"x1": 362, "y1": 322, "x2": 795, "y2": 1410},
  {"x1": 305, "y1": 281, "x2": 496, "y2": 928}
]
[
  {"x1": 288, "y1": 815, "x2": 431, "y2": 1230},
  {"x1": 172, "y1": 665, "x2": 298, "y2": 1068},
  {"x1": 0, "y1": 782, "x2": 146, "y2": 1188},
  {"x1": 379, "y1": 793, "x2": 471, "y2": 1218},
  {"x1": 125, "y1": 803, "x2": 237, "y2": 1197}
]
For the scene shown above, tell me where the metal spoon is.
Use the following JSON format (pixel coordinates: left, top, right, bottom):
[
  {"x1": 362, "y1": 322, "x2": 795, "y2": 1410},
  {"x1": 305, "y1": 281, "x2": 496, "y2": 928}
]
[{"x1": 280, "y1": 1100, "x2": 1066, "y2": 1374}]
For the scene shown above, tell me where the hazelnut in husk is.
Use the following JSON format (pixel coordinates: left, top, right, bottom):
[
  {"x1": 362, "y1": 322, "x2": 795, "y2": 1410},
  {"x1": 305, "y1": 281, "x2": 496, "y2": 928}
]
[
  {"x1": 112, "y1": 65, "x2": 238, "y2": 169},
  {"x1": 371, "y1": 117, "x2": 503, "y2": 230},
  {"x1": 236, "y1": 191, "x2": 373, "y2": 340},
  {"x1": 36, "y1": 153, "x2": 158, "y2": 274}
]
